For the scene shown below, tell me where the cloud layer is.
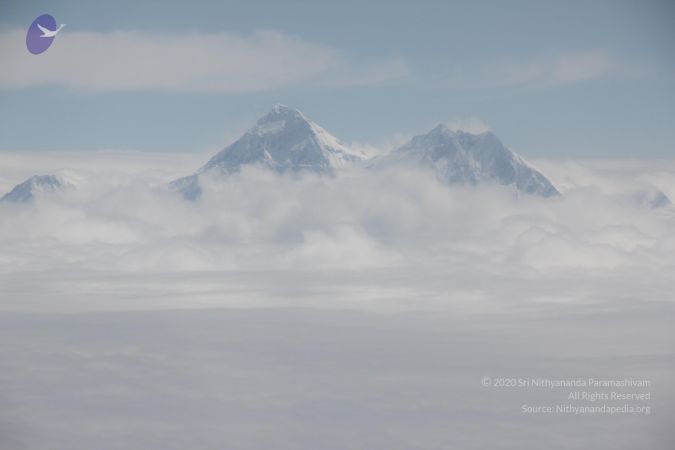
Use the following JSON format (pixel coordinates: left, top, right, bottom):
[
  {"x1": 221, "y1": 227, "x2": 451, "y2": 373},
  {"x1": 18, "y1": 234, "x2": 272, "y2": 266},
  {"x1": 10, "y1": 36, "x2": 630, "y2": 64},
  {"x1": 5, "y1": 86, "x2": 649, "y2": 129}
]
[
  {"x1": 1, "y1": 152, "x2": 673, "y2": 449},
  {"x1": 2, "y1": 305, "x2": 673, "y2": 450},
  {"x1": 0, "y1": 151, "x2": 673, "y2": 313}
]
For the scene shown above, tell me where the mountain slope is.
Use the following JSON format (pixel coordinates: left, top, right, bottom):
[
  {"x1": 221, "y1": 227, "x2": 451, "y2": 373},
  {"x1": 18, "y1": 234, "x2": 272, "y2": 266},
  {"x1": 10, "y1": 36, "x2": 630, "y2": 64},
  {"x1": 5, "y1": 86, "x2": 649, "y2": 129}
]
[
  {"x1": 634, "y1": 188, "x2": 672, "y2": 209},
  {"x1": 171, "y1": 105, "x2": 364, "y2": 199},
  {"x1": 373, "y1": 125, "x2": 560, "y2": 197},
  {"x1": 1, "y1": 174, "x2": 74, "y2": 202}
]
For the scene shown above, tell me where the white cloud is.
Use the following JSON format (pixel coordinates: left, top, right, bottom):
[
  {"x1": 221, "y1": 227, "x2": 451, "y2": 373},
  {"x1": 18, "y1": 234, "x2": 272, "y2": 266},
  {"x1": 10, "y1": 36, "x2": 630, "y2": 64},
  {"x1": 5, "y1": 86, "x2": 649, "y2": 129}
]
[
  {"x1": 498, "y1": 51, "x2": 616, "y2": 87},
  {"x1": 0, "y1": 151, "x2": 673, "y2": 313},
  {"x1": 2, "y1": 304, "x2": 672, "y2": 449},
  {"x1": 320, "y1": 59, "x2": 411, "y2": 88},
  {"x1": 0, "y1": 152, "x2": 673, "y2": 448},
  {"x1": 0, "y1": 29, "x2": 409, "y2": 92}
]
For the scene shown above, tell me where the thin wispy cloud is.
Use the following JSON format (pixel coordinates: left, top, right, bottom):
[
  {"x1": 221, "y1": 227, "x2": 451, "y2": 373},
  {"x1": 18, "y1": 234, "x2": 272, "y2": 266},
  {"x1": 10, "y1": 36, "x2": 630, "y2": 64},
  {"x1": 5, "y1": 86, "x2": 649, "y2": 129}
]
[
  {"x1": 443, "y1": 51, "x2": 637, "y2": 90},
  {"x1": 445, "y1": 117, "x2": 491, "y2": 134},
  {"x1": 0, "y1": 29, "x2": 409, "y2": 92}
]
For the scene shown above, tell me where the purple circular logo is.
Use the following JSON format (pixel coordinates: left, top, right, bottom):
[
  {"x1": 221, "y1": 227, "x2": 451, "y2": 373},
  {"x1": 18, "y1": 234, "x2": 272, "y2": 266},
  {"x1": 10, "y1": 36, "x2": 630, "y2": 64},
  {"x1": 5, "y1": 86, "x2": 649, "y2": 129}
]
[{"x1": 26, "y1": 14, "x2": 65, "y2": 55}]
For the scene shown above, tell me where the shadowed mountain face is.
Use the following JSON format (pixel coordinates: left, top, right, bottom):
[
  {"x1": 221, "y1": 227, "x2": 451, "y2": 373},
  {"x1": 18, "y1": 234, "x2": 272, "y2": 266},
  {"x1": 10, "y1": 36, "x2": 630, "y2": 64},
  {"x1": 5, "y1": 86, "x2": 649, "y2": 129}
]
[
  {"x1": 1, "y1": 174, "x2": 72, "y2": 202},
  {"x1": 170, "y1": 105, "x2": 364, "y2": 199},
  {"x1": 374, "y1": 125, "x2": 560, "y2": 197}
]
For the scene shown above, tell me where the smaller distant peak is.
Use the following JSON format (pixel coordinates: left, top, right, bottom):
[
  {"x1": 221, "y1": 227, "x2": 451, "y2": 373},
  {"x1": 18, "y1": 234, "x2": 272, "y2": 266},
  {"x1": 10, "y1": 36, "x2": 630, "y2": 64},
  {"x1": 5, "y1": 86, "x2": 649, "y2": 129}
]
[{"x1": 1, "y1": 173, "x2": 75, "y2": 203}]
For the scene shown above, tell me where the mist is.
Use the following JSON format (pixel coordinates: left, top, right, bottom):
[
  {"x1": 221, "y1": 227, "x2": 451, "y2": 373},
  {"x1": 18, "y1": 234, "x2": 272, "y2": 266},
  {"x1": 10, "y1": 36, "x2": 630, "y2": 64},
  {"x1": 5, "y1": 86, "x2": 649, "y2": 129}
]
[{"x1": 0, "y1": 151, "x2": 673, "y2": 449}]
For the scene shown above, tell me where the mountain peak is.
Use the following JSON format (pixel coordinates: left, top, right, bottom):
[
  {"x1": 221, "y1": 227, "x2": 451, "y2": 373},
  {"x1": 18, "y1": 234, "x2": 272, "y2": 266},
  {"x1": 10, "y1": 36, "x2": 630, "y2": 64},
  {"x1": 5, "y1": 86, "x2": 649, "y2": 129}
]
[
  {"x1": 379, "y1": 126, "x2": 559, "y2": 197},
  {"x1": 246, "y1": 105, "x2": 312, "y2": 139},
  {"x1": 269, "y1": 103, "x2": 300, "y2": 115},
  {"x1": 1, "y1": 174, "x2": 74, "y2": 202},
  {"x1": 170, "y1": 106, "x2": 364, "y2": 199},
  {"x1": 260, "y1": 104, "x2": 307, "y2": 123}
]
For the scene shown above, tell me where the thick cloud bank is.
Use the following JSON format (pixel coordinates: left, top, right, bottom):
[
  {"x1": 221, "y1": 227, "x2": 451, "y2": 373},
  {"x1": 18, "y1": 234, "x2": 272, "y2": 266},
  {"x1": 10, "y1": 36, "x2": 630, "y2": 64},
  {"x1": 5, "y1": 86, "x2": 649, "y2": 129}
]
[
  {"x1": 1, "y1": 152, "x2": 674, "y2": 449},
  {"x1": 0, "y1": 151, "x2": 673, "y2": 312}
]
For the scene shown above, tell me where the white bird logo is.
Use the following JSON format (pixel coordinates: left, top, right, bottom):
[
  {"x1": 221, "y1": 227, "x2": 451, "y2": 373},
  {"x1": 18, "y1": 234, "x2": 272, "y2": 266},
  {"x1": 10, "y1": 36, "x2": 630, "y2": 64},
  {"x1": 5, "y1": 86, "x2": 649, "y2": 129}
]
[{"x1": 37, "y1": 23, "x2": 66, "y2": 38}]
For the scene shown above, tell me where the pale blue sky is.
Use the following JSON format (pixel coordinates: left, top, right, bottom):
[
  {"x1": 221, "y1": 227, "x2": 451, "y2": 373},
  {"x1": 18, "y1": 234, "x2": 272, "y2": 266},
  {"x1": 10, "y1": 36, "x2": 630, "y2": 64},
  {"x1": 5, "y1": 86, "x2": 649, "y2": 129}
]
[{"x1": 0, "y1": 0, "x2": 674, "y2": 158}]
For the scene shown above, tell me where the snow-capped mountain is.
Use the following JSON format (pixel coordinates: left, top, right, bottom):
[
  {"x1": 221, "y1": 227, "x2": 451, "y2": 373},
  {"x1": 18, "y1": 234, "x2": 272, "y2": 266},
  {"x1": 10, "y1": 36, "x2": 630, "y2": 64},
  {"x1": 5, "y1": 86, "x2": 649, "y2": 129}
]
[
  {"x1": 634, "y1": 188, "x2": 672, "y2": 209},
  {"x1": 170, "y1": 107, "x2": 559, "y2": 199},
  {"x1": 372, "y1": 125, "x2": 560, "y2": 197},
  {"x1": 1, "y1": 174, "x2": 74, "y2": 202},
  {"x1": 171, "y1": 105, "x2": 364, "y2": 199}
]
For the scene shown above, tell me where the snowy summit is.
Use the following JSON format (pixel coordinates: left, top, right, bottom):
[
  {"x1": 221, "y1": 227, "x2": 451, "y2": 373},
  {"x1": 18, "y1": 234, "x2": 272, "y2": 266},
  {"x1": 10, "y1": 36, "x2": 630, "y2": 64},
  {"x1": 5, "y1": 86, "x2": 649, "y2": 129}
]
[
  {"x1": 372, "y1": 125, "x2": 560, "y2": 197},
  {"x1": 1, "y1": 174, "x2": 74, "y2": 202},
  {"x1": 171, "y1": 105, "x2": 364, "y2": 199}
]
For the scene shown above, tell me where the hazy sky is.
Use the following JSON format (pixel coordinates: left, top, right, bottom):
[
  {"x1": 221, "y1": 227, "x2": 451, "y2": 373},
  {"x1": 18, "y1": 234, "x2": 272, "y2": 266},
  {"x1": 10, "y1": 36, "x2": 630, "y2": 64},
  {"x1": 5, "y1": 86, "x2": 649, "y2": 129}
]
[{"x1": 0, "y1": 0, "x2": 674, "y2": 158}]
